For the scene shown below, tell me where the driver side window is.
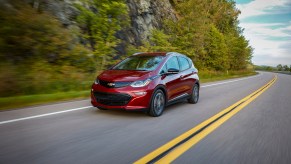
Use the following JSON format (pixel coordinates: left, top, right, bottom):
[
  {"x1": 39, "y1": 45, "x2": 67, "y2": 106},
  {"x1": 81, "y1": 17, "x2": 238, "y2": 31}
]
[
  {"x1": 160, "y1": 56, "x2": 180, "y2": 74},
  {"x1": 160, "y1": 65, "x2": 167, "y2": 74}
]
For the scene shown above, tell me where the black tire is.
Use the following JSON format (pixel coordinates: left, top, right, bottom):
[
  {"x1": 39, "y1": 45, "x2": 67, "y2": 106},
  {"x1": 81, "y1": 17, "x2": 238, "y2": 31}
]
[
  {"x1": 188, "y1": 83, "x2": 199, "y2": 104},
  {"x1": 148, "y1": 89, "x2": 165, "y2": 117},
  {"x1": 97, "y1": 107, "x2": 107, "y2": 110}
]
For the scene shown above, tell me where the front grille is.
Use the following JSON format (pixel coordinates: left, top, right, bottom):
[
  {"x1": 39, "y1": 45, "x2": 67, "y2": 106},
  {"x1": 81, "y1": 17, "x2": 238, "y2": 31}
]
[
  {"x1": 99, "y1": 79, "x2": 131, "y2": 88},
  {"x1": 94, "y1": 92, "x2": 131, "y2": 106}
]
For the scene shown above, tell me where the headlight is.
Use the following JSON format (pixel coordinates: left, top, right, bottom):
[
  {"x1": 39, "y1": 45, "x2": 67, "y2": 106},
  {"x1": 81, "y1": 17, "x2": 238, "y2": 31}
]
[
  {"x1": 94, "y1": 78, "x2": 99, "y2": 84},
  {"x1": 130, "y1": 79, "x2": 151, "y2": 88}
]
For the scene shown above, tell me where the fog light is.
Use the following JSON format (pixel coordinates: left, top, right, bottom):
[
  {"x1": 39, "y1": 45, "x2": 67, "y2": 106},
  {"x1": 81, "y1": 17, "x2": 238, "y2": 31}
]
[{"x1": 133, "y1": 91, "x2": 147, "y2": 96}]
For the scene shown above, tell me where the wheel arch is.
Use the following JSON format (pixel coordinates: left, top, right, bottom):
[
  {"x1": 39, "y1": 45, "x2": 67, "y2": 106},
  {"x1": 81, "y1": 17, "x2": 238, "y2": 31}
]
[
  {"x1": 154, "y1": 84, "x2": 168, "y2": 103},
  {"x1": 148, "y1": 85, "x2": 168, "y2": 108},
  {"x1": 195, "y1": 80, "x2": 200, "y2": 88},
  {"x1": 147, "y1": 85, "x2": 167, "y2": 117}
]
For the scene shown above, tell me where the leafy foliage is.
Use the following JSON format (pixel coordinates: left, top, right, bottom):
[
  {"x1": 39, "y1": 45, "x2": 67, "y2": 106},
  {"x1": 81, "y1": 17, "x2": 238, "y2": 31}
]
[
  {"x1": 133, "y1": 29, "x2": 177, "y2": 53},
  {"x1": 0, "y1": 1, "x2": 93, "y2": 97},
  {"x1": 75, "y1": 0, "x2": 129, "y2": 68},
  {"x1": 256, "y1": 64, "x2": 290, "y2": 72},
  {"x1": 255, "y1": 65, "x2": 276, "y2": 71},
  {"x1": 283, "y1": 65, "x2": 289, "y2": 71},
  {"x1": 0, "y1": 0, "x2": 256, "y2": 97},
  {"x1": 204, "y1": 25, "x2": 229, "y2": 71},
  {"x1": 136, "y1": 0, "x2": 253, "y2": 71},
  {"x1": 277, "y1": 64, "x2": 283, "y2": 71}
]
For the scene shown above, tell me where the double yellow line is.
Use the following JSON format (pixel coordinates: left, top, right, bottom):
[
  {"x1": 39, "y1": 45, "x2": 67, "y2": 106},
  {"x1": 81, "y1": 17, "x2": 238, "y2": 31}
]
[{"x1": 135, "y1": 75, "x2": 277, "y2": 164}]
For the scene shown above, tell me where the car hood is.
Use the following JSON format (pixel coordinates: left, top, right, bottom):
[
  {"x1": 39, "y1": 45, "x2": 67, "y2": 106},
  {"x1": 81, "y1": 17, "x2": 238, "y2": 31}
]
[{"x1": 98, "y1": 70, "x2": 151, "y2": 82}]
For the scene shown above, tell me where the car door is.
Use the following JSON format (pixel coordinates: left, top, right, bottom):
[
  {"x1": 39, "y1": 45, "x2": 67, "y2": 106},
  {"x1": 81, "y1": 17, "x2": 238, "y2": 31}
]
[
  {"x1": 161, "y1": 56, "x2": 184, "y2": 101},
  {"x1": 177, "y1": 56, "x2": 193, "y2": 94}
]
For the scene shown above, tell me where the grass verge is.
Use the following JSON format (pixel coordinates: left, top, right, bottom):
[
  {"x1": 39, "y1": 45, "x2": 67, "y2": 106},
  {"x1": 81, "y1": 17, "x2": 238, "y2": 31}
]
[
  {"x1": 0, "y1": 71, "x2": 257, "y2": 111},
  {"x1": 0, "y1": 90, "x2": 90, "y2": 111},
  {"x1": 199, "y1": 70, "x2": 258, "y2": 83}
]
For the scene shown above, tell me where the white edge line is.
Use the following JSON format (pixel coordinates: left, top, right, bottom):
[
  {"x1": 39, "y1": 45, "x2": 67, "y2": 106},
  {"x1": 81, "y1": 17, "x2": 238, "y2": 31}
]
[
  {"x1": 0, "y1": 73, "x2": 260, "y2": 125},
  {"x1": 0, "y1": 106, "x2": 92, "y2": 125}
]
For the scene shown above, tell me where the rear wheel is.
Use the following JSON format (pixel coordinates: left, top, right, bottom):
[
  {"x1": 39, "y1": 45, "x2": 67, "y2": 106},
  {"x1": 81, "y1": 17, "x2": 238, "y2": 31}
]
[
  {"x1": 188, "y1": 83, "x2": 199, "y2": 104},
  {"x1": 148, "y1": 89, "x2": 165, "y2": 117}
]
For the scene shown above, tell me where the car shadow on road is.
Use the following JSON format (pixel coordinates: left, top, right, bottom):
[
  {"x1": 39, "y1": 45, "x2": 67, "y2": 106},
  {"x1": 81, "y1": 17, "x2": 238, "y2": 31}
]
[
  {"x1": 91, "y1": 100, "x2": 189, "y2": 118},
  {"x1": 92, "y1": 108, "x2": 147, "y2": 118}
]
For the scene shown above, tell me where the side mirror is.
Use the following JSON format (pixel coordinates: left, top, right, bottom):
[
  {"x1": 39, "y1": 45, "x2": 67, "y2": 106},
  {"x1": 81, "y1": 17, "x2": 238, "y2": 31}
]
[{"x1": 167, "y1": 68, "x2": 179, "y2": 74}]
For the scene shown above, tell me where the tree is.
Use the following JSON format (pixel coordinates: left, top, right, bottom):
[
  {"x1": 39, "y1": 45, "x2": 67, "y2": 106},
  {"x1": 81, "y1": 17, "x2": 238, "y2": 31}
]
[
  {"x1": 0, "y1": 1, "x2": 72, "y2": 63},
  {"x1": 283, "y1": 65, "x2": 289, "y2": 71},
  {"x1": 204, "y1": 25, "x2": 229, "y2": 71},
  {"x1": 164, "y1": 0, "x2": 211, "y2": 69},
  {"x1": 277, "y1": 64, "x2": 283, "y2": 71},
  {"x1": 0, "y1": 1, "x2": 96, "y2": 96},
  {"x1": 162, "y1": 0, "x2": 252, "y2": 70},
  {"x1": 138, "y1": 29, "x2": 177, "y2": 52},
  {"x1": 255, "y1": 65, "x2": 276, "y2": 71},
  {"x1": 75, "y1": 0, "x2": 129, "y2": 68},
  {"x1": 227, "y1": 35, "x2": 252, "y2": 70}
]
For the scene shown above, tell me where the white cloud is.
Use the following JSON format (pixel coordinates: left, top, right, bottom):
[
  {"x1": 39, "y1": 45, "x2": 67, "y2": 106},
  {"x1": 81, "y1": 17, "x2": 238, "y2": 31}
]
[
  {"x1": 240, "y1": 22, "x2": 291, "y2": 38},
  {"x1": 236, "y1": 0, "x2": 291, "y2": 19},
  {"x1": 236, "y1": 0, "x2": 291, "y2": 66},
  {"x1": 239, "y1": 22, "x2": 291, "y2": 66}
]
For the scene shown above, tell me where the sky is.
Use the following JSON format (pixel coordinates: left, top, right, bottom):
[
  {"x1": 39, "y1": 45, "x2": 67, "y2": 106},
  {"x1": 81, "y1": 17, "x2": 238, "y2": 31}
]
[{"x1": 235, "y1": 0, "x2": 291, "y2": 66}]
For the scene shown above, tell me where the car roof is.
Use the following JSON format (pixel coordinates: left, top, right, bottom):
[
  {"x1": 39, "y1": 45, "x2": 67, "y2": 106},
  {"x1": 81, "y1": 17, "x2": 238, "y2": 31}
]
[
  {"x1": 133, "y1": 52, "x2": 187, "y2": 57},
  {"x1": 132, "y1": 52, "x2": 167, "y2": 56}
]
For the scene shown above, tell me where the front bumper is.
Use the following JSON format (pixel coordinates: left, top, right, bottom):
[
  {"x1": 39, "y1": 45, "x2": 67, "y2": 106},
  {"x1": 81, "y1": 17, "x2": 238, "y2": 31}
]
[{"x1": 91, "y1": 84, "x2": 153, "y2": 111}]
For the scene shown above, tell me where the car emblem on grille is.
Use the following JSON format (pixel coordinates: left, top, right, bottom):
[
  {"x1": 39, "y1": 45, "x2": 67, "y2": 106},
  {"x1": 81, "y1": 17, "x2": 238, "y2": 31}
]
[{"x1": 107, "y1": 83, "x2": 115, "y2": 87}]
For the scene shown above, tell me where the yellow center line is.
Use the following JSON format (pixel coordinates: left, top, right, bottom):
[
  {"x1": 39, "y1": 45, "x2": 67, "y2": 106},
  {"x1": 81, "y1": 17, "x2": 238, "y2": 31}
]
[{"x1": 134, "y1": 75, "x2": 277, "y2": 164}]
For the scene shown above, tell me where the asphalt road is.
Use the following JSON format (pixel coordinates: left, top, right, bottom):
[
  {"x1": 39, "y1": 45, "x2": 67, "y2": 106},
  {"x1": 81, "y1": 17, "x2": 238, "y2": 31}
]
[{"x1": 0, "y1": 72, "x2": 290, "y2": 164}]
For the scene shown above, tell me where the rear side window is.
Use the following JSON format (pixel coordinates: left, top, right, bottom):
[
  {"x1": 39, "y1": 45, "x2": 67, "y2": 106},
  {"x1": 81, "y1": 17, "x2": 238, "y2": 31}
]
[
  {"x1": 166, "y1": 57, "x2": 180, "y2": 71},
  {"x1": 178, "y1": 57, "x2": 190, "y2": 71}
]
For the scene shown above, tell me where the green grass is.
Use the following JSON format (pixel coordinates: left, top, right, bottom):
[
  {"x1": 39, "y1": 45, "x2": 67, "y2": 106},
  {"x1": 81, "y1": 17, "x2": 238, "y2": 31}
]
[
  {"x1": 199, "y1": 70, "x2": 258, "y2": 83},
  {"x1": 0, "y1": 90, "x2": 90, "y2": 110},
  {"x1": 0, "y1": 71, "x2": 257, "y2": 111}
]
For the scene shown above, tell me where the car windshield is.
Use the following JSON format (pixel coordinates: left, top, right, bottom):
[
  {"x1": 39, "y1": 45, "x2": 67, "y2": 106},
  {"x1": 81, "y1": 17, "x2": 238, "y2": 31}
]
[{"x1": 112, "y1": 55, "x2": 164, "y2": 71}]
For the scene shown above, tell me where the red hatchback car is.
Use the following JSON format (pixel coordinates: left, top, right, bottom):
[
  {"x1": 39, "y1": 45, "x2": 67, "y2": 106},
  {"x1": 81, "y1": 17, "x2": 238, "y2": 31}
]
[{"x1": 91, "y1": 52, "x2": 199, "y2": 117}]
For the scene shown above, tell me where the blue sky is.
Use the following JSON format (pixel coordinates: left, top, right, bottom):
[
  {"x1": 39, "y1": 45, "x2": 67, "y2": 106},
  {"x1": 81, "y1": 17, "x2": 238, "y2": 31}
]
[{"x1": 235, "y1": 0, "x2": 291, "y2": 66}]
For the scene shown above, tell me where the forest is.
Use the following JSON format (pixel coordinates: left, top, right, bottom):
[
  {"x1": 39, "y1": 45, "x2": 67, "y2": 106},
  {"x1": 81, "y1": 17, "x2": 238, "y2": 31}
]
[{"x1": 0, "y1": 0, "x2": 253, "y2": 97}]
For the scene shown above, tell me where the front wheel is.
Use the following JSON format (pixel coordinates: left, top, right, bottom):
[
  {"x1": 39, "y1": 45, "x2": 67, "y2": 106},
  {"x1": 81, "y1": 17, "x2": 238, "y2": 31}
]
[
  {"x1": 188, "y1": 83, "x2": 199, "y2": 104},
  {"x1": 148, "y1": 89, "x2": 165, "y2": 117}
]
